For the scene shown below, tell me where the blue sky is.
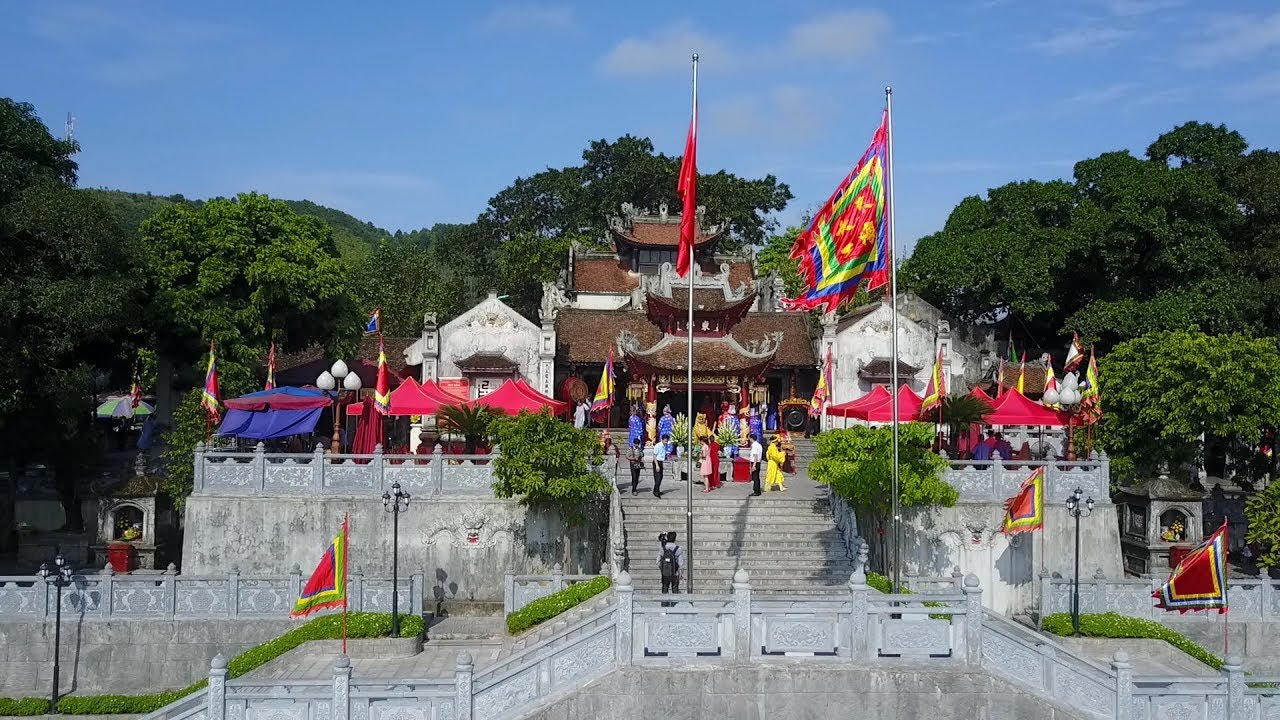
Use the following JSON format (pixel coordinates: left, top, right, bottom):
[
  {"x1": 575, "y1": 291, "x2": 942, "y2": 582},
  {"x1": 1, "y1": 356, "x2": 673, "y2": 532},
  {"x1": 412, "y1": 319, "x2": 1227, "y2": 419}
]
[{"x1": 4, "y1": 0, "x2": 1280, "y2": 253}]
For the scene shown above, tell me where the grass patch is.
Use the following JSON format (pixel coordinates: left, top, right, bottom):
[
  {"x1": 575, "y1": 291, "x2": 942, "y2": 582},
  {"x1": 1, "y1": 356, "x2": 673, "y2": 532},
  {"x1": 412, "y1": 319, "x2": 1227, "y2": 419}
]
[
  {"x1": 1041, "y1": 612, "x2": 1222, "y2": 669},
  {"x1": 507, "y1": 576, "x2": 612, "y2": 635},
  {"x1": 2, "y1": 612, "x2": 423, "y2": 716}
]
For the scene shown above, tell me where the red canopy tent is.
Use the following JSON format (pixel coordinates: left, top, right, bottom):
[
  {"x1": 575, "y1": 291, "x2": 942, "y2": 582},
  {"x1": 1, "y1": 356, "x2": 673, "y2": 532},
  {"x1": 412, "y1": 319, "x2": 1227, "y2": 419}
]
[
  {"x1": 858, "y1": 385, "x2": 924, "y2": 423},
  {"x1": 509, "y1": 379, "x2": 570, "y2": 415},
  {"x1": 984, "y1": 389, "x2": 1067, "y2": 426},
  {"x1": 826, "y1": 385, "x2": 892, "y2": 418},
  {"x1": 967, "y1": 386, "x2": 996, "y2": 409},
  {"x1": 472, "y1": 379, "x2": 564, "y2": 415},
  {"x1": 419, "y1": 379, "x2": 468, "y2": 412},
  {"x1": 378, "y1": 377, "x2": 466, "y2": 416}
]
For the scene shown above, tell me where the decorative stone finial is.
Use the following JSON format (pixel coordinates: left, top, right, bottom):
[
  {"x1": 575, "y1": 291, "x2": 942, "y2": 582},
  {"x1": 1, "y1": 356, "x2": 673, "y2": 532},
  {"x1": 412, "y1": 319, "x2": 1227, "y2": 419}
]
[
  {"x1": 552, "y1": 562, "x2": 563, "y2": 573},
  {"x1": 964, "y1": 573, "x2": 980, "y2": 588},
  {"x1": 211, "y1": 654, "x2": 228, "y2": 670},
  {"x1": 617, "y1": 570, "x2": 633, "y2": 587},
  {"x1": 102, "y1": 562, "x2": 115, "y2": 576},
  {"x1": 1112, "y1": 650, "x2": 1130, "y2": 663},
  {"x1": 1225, "y1": 655, "x2": 1242, "y2": 668},
  {"x1": 457, "y1": 651, "x2": 473, "y2": 666},
  {"x1": 1094, "y1": 568, "x2": 1106, "y2": 580},
  {"x1": 290, "y1": 563, "x2": 302, "y2": 574},
  {"x1": 334, "y1": 654, "x2": 350, "y2": 669},
  {"x1": 166, "y1": 563, "x2": 178, "y2": 575},
  {"x1": 733, "y1": 568, "x2": 750, "y2": 585}
]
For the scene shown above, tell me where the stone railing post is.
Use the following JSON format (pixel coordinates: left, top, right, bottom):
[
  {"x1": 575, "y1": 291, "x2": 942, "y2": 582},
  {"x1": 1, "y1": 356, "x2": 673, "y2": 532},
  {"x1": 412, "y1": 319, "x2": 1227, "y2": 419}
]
[
  {"x1": 193, "y1": 442, "x2": 206, "y2": 492},
  {"x1": 1037, "y1": 569, "x2": 1051, "y2": 629},
  {"x1": 165, "y1": 563, "x2": 179, "y2": 617},
  {"x1": 1223, "y1": 655, "x2": 1245, "y2": 720},
  {"x1": 1097, "y1": 451, "x2": 1110, "y2": 498},
  {"x1": 228, "y1": 566, "x2": 240, "y2": 617},
  {"x1": 1037, "y1": 643, "x2": 1057, "y2": 693},
  {"x1": 372, "y1": 443, "x2": 386, "y2": 493},
  {"x1": 253, "y1": 442, "x2": 267, "y2": 492},
  {"x1": 904, "y1": 570, "x2": 917, "y2": 593},
  {"x1": 350, "y1": 569, "x2": 364, "y2": 612},
  {"x1": 432, "y1": 444, "x2": 444, "y2": 494},
  {"x1": 101, "y1": 564, "x2": 115, "y2": 617},
  {"x1": 455, "y1": 651, "x2": 474, "y2": 720},
  {"x1": 312, "y1": 442, "x2": 326, "y2": 491},
  {"x1": 552, "y1": 563, "x2": 565, "y2": 593},
  {"x1": 963, "y1": 574, "x2": 983, "y2": 665},
  {"x1": 1092, "y1": 569, "x2": 1107, "y2": 614},
  {"x1": 848, "y1": 542, "x2": 870, "y2": 660},
  {"x1": 503, "y1": 568, "x2": 515, "y2": 614},
  {"x1": 615, "y1": 571, "x2": 634, "y2": 666},
  {"x1": 207, "y1": 654, "x2": 228, "y2": 720},
  {"x1": 332, "y1": 655, "x2": 351, "y2": 720},
  {"x1": 289, "y1": 563, "x2": 303, "y2": 601},
  {"x1": 1112, "y1": 650, "x2": 1132, "y2": 720},
  {"x1": 990, "y1": 452, "x2": 1004, "y2": 497},
  {"x1": 411, "y1": 573, "x2": 424, "y2": 615},
  {"x1": 732, "y1": 569, "x2": 751, "y2": 662}
]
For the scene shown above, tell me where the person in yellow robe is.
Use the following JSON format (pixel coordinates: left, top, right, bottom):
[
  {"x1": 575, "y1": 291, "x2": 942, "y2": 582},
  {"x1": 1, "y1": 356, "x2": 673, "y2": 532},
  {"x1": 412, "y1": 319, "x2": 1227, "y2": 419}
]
[{"x1": 765, "y1": 435, "x2": 787, "y2": 492}]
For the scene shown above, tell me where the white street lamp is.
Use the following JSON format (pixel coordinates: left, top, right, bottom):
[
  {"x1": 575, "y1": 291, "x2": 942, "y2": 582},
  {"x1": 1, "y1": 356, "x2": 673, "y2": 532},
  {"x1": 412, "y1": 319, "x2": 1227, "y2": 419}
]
[
  {"x1": 343, "y1": 372, "x2": 363, "y2": 392},
  {"x1": 316, "y1": 371, "x2": 336, "y2": 391},
  {"x1": 331, "y1": 360, "x2": 350, "y2": 379}
]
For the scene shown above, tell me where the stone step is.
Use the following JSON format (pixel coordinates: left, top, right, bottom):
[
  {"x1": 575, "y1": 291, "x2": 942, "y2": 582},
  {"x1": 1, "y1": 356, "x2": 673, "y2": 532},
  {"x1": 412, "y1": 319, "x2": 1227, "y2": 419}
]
[
  {"x1": 632, "y1": 549, "x2": 853, "y2": 561},
  {"x1": 626, "y1": 567, "x2": 854, "y2": 581},
  {"x1": 622, "y1": 510, "x2": 836, "y2": 522},
  {"x1": 651, "y1": 539, "x2": 854, "y2": 551},
  {"x1": 622, "y1": 531, "x2": 844, "y2": 544}
]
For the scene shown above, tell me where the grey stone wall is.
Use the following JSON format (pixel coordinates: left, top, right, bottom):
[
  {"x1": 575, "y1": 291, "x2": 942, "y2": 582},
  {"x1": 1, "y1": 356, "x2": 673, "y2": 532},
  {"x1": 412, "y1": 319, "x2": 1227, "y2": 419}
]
[
  {"x1": 181, "y1": 495, "x2": 606, "y2": 604},
  {"x1": 0, "y1": 618, "x2": 295, "y2": 695},
  {"x1": 523, "y1": 665, "x2": 1091, "y2": 720},
  {"x1": 1174, "y1": 620, "x2": 1280, "y2": 674}
]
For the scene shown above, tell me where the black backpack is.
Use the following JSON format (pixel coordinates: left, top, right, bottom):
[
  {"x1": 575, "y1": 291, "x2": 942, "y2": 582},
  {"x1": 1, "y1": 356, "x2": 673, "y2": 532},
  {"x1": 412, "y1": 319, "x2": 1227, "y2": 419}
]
[{"x1": 659, "y1": 545, "x2": 679, "y2": 578}]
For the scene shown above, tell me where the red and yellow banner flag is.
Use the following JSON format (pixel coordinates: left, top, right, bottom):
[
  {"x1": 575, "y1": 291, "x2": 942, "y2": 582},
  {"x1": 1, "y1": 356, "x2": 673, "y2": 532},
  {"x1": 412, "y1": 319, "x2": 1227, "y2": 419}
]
[
  {"x1": 292, "y1": 515, "x2": 349, "y2": 617},
  {"x1": 920, "y1": 347, "x2": 946, "y2": 413},
  {"x1": 1002, "y1": 467, "x2": 1045, "y2": 535},
  {"x1": 1080, "y1": 348, "x2": 1102, "y2": 423},
  {"x1": 374, "y1": 338, "x2": 391, "y2": 415},
  {"x1": 1154, "y1": 520, "x2": 1228, "y2": 613},
  {"x1": 591, "y1": 349, "x2": 615, "y2": 413},
  {"x1": 1064, "y1": 332, "x2": 1085, "y2": 372},
  {"x1": 1015, "y1": 351, "x2": 1027, "y2": 395},
  {"x1": 265, "y1": 342, "x2": 276, "y2": 391},
  {"x1": 676, "y1": 99, "x2": 698, "y2": 278},
  {"x1": 809, "y1": 346, "x2": 833, "y2": 418},
  {"x1": 201, "y1": 341, "x2": 221, "y2": 423}
]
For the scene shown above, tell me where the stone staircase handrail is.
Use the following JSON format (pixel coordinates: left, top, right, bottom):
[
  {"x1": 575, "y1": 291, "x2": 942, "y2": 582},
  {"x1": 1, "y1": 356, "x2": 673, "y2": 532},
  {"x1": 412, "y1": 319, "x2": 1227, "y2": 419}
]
[
  {"x1": 473, "y1": 594, "x2": 618, "y2": 688},
  {"x1": 944, "y1": 456, "x2": 1109, "y2": 504}
]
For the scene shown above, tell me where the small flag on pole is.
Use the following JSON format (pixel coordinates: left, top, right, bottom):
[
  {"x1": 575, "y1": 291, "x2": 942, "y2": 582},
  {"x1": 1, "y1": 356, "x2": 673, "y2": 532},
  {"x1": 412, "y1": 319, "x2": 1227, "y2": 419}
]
[
  {"x1": 129, "y1": 367, "x2": 145, "y2": 410},
  {"x1": 1064, "y1": 332, "x2": 1085, "y2": 372},
  {"x1": 810, "y1": 346, "x2": 833, "y2": 418},
  {"x1": 292, "y1": 515, "x2": 350, "y2": 618},
  {"x1": 364, "y1": 308, "x2": 381, "y2": 335},
  {"x1": 201, "y1": 342, "x2": 221, "y2": 424},
  {"x1": 1015, "y1": 351, "x2": 1027, "y2": 395},
  {"x1": 591, "y1": 350, "x2": 615, "y2": 414},
  {"x1": 676, "y1": 95, "x2": 698, "y2": 278},
  {"x1": 920, "y1": 347, "x2": 946, "y2": 413},
  {"x1": 265, "y1": 343, "x2": 277, "y2": 391},
  {"x1": 1153, "y1": 520, "x2": 1228, "y2": 613},
  {"x1": 1001, "y1": 468, "x2": 1045, "y2": 535},
  {"x1": 374, "y1": 338, "x2": 390, "y2": 414},
  {"x1": 1080, "y1": 347, "x2": 1102, "y2": 422}
]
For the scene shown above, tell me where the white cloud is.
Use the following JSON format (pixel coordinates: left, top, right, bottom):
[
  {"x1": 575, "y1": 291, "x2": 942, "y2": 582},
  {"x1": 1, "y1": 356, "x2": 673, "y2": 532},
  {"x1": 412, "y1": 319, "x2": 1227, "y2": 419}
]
[
  {"x1": 783, "y1": 10, "x2": 891, "y2": 62},
  {"x1": 1184, "y1": 12, "x2": 1280, "y2": 67},
  {"x1": 598, "y1": 22, "x2": 737, "y2": 77},
  {"x1": 708, "y1": 85, "x2": 826, "y2": 148},
  {"x1": 482, "y1": 4, "x2": 576, "y2": 33},
  {"x1": 1029, "y1": 26, "x2": 1133, "y2": 55}
]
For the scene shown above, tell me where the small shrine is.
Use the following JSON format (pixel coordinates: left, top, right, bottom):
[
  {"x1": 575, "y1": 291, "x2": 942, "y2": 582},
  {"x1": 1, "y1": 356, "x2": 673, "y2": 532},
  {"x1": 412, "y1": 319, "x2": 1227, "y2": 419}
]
[
  {"x1": 91, "y1": 465, "x2": 176, "y2": 571},
  {"x1": 1116, "y1": 471, "x2": 1205, "y2": 576}
]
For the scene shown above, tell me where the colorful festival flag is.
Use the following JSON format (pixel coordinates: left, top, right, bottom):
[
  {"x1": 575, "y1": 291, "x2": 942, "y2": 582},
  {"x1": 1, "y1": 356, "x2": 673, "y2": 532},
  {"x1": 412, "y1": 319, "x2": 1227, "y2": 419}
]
[
  {"x1": 676, "y1": 85, "x2": 698, "y2": 278},
  {"x1": 1064, "y1": 332, "x2": 1085, "y2": 372},
  {"x1": 201, "y1": 342, "x2": 221, "y2": 423},
  {"x1": 1153, "y1": 520, "x2": 1228, "y2": 613},
  {"x1": 364, "y1": 308, "x2": 381, "y2": 335},
  {"x1": 920, "y1": 347, "x2": 946, "y2": 413},
  {"x1": 785, "y1": 111, "x2": 889, "y2": 312},
  {"x1": 129, "y1": 367, "x2": 145, "y2": 410},
  {"x1": 1042, "y1": 362, "x2": 1059, "y2": 409},
  {"x1": 1008, "y1": 332, "x2": 1018, "y2": 365},
  {"x1": 292, "y1": 515, "x2": 349, "y2": 618},
  {"x1": 1002, "y1": 467, "x2": 1045, "y2": 535},
  {"x1": 810, "y1": 346, "x2": 833, "y2": 418},
  {"x1": 995, "y1": 359, "x2": 1006, "y2": 399},
  {"x1": 1080, "y1": 348, "x2": 1102, "y2": 422},
  {"x1": 1016, "y1": 351, "x2": 1027, "y2": 395},
  {"x1": 374, "y1": 338, "x2": 390, "y2": 415},
  {"x1": 265, "y1": 343, "x2": 277, "y2": 391},
  {"x1": 591, "y1": 350, "x2": 615, "y2": 413}
]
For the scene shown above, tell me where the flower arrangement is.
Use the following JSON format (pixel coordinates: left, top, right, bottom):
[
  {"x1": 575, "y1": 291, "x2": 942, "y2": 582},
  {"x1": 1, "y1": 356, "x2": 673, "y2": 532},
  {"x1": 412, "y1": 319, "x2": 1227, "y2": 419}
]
[
  {"x1": 671, "y1": 413, "x2": 689, "y2": 448},
  {"x1": 1160, "y1": 519, "x2": 1186, "y2": 542}
]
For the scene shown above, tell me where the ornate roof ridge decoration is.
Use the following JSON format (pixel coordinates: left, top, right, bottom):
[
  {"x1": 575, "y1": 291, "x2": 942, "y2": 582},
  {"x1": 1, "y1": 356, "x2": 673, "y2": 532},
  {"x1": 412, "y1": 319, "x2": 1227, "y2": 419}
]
[
  {"x1": 452, "y1": 350, "x2": 520, "y2": 372},
  {"x1": 858, "y1": 357, "x2": 922, "y2": 378},
  {"x1": 645, "y1": 261, "x2": 753, "y2": 300},
  {"x1": 607, "y1": 202, "x2": 727, "y2": 248},
  {"x1": 616, "y1": 330, "x2": 782, "y2": 376}
]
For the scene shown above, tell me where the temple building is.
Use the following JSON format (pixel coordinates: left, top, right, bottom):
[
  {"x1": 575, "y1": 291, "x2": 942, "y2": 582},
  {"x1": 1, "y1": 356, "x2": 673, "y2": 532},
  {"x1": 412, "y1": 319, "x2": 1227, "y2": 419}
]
[{"x1": 541, "y1": 203, "x2": 818, "y2": 432}]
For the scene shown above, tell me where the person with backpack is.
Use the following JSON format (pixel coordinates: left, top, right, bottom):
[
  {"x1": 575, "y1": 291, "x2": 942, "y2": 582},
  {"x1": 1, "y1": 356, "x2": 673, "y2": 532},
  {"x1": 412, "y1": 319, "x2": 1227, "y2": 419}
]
[{"x1": 658, "y1": 531, "x2": 686, "y2": 603}]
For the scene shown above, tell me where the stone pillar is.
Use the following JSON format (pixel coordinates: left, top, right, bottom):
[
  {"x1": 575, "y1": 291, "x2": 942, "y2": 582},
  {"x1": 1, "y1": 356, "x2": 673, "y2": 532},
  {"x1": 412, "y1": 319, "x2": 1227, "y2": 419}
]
[
  {"x1": 193, "y1": 442, "x2": 206, "y2": 493},
  {"x1": 1223, "y1": 655, "x2": 1245, "y2": 720},
  {"x1": 819, "y1": 311, "x2": 837, "y2": 432},
  {"x1": 332, "y1": 655, "x2": 351, "y2": 720},
  {"x1": 228, "y1": 566, "x2": 240, "y2": 617},
  {"x1": 432, "y1": 444, "x2": 444, "y2": 494},
  {"x1": 454, "y1": 651, "x2": 473, "y2": 720},
  {"x1": 1111, "y1": 650, "x2": 1132, "y2": 720},
  {"x1": 372, "y1": 443, "x2": 385, "y2": 492},
  {"x1": 312, "y1": 442, "x2": 326, "y2": 490},
  {"x1": 848, "y1": 543, "x2": 870, "y2": 660},
  {"x1": 207, "y1": 654, "x2": 228, "y2": 720},
  {"x1": 732, "y1": 569, "x2": 751, "y2": 662},
  {"x1": 552, "y1": 563, "x2": 565, "y2": 593},
  {"x1": 503, "y1": 568, "x2": 515, "y2": 615},
  {"x1": 101, "y1": 564, "x2": 115, "y2": 617},
  {"x1": 253, "y1": 442, "x2": 266, "y2": 491},
  {"x1": 350, "y1": 570, "x2": 364, "y2": 612},
  {"x1": 1037, "y1": 569, "x2": 1051, "y2": 629},
  {"x1": 165, "y1": 563, "x2": 178, "y2": 616},
  {"x1": 615, "y1": 571, "x2": 634, "y2": 665},
  {"x1": 420, "y1": 313, "x2": 440, "y2": 384},
  {"x1": 289, "y1": 563, "x2": 303, "y2": 599},
  {"x1": 963, "y1": 574, "x2": 983, "y2": 665}
]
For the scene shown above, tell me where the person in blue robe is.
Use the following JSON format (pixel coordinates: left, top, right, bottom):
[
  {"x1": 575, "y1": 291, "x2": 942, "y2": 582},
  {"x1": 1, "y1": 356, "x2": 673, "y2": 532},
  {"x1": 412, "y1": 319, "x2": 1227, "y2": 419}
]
[
  {"x1": 628, "y1": 404, "x2": 645, "y2": 446},
  {"x1": 748, "y1": 407, "x2": 764, "y2": 443},
  {"x1": 657, "y1": 405, "x2": 675, "y2": 442}
]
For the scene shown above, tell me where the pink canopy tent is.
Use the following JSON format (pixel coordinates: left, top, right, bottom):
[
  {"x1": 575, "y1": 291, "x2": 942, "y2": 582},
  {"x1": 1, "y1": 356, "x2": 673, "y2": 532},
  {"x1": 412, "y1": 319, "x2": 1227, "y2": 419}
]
[
  {"x1": 826, "y1": 385, "x2": 892, "y2": 419},
  {"x1": 373, "y1": 377, "x2": 467, "y2": 416},
  {"x1": 967, "y1": 386, "x2": 996, "y2": 409},
  {"x1": 472, "y1": 379, "x2": 563, "y2": 415},
  {"x1": 857, "y1": 384, "x2": 924, "y2": 423},
  {"x1": 508, "y1": 379, "x2": 570, "y2": 415},
  {"x1": 984, "y1": 389, "x2": 1067, "y2": 426}
]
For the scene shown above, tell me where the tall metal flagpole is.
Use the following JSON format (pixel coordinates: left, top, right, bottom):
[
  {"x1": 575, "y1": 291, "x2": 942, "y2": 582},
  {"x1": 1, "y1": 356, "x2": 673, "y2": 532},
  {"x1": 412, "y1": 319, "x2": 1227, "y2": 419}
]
[
  {"x1": 885, "y1": 85, "x2": 902, "y2": 591},
  {"x1": 685, "y1": 53, "x2": 698, "y2": 594}
]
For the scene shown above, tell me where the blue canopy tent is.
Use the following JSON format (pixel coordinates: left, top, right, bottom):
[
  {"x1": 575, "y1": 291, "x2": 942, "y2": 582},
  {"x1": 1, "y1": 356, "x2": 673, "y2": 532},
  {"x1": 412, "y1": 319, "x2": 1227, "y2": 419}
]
[{"x1": 217, "y1": 386, "x2": 331, "y2": 440}]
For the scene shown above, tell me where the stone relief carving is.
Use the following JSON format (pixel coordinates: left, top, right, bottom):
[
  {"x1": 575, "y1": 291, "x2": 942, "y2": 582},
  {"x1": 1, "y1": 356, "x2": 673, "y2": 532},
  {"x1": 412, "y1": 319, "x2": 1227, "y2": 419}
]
[
  {"x1": 473, "y1": 668, "x2": 537, "y2": 718},
  {"x1": 616, "y1": 329, "x2": 642, "y2": 355},
  {"x1": 742, "y1": 332, "x2": 784, "y2": 356},
  {"x1": 551, "y1": 632, "x2": 614, "y2": 683},
  {"x1": 421, "y1": 510, "x2": 522, "y2": 550},
  {"x1": 468, "y1": 310, "x2": 514, "y2": 330},
  {"x1": 658, "y1": 202, "x2": 668, "y2": 220},
  {"x1": 540, "y1": 281, "x2": 569, "y2": 322}
]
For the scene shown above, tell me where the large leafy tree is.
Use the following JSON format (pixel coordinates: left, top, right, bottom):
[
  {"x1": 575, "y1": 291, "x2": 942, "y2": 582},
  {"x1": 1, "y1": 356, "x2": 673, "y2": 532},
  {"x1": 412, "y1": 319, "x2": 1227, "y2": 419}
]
[
  {"x1": 349, "y1": 236, "x2": 464, "y2": 337},
  {"x1": 0, "y1": 99, "x2": 144, "y2": 541},
  {"x1": 902, "y1": 122, "x2": 1276, "y2": 352},
  {"x1": 1099, "y1": 330, "x2": 1280, "y2": 479},
  {"x1": 490, "y1": 410, "x2": 608, "y2": 522}
]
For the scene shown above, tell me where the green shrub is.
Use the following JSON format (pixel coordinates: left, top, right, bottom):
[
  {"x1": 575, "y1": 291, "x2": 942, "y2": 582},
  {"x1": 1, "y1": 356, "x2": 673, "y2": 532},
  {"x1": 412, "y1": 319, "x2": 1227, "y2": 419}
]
[
  {"x1": 0, "y1": 612, "x2": 420, "y2": 715},
  {"x1": 0, "y1": 698, "x2": 51, "y2": 716},
  {"x1": 507, "y1": 576, "x2": 612, "y2": 635},
  {"x1": 1042, "y1": 612, "x2": 1222, "y2": 669}
]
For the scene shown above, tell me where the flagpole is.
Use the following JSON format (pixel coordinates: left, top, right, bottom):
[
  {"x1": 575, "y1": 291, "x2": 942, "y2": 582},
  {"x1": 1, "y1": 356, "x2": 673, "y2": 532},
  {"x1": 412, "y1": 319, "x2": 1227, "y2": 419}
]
[
  {"x1": 885, "y1": 85, "x2": 902, "y2": 590},
  {"x1": 685, "y1": 52, "x2": 699, "y2": 594},
  {"x1": 342, "y1": 513, "x2": 349, "y2": 655}
]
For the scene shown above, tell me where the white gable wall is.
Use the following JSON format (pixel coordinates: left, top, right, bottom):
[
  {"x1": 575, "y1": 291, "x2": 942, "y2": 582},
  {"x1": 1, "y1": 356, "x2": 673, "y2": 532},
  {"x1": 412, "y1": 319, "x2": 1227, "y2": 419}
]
[{"x1": 437, "y1": 293, "x2": 542, "y2": 387}]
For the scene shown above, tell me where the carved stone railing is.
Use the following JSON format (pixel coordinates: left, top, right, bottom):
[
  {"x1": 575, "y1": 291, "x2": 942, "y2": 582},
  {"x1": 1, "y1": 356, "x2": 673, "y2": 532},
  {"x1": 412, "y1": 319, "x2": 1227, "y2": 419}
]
[
  {"x1": 1039, "y1": 574, "x2": 1280, "y2": 623},
  {"x1": 194, "y1": 442, "x2": 499, "y2": 497},
  {"x1": 503, "y1": 564, "x2": 607, "y2": 614},
  {"x1": 0, "y1": 567, "x2": 422, "y2": 621},
  {"x1": 943, "y1": 455, "x2": 1110, "y2": 504}
]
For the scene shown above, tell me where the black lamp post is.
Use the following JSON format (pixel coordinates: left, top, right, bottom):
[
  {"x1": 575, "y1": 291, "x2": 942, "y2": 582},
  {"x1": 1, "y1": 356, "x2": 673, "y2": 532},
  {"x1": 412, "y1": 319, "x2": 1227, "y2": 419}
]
[
  {"x1": 382, "y1": 481, "x2": 410, "y2": 637},
  {"x1": 1065, "y1": 486, "x2": 1095, "y2": 636},
  {"x1": 39, "y1": 551, "x2": 73, "y2": 713}
]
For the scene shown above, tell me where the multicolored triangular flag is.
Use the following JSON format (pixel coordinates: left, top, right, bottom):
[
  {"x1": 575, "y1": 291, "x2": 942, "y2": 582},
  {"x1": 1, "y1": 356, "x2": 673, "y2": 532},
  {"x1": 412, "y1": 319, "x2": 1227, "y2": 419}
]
[
  {"x1": 1002, "y1": 467, "x2": 1045, "y2": 535},
  {"x1": 1153, "y1": 520, "x2": 1228, "y2": 613},
  {"x1": 292, "y1": 515, "x2": 349, "y2": 617},
  {"x1": 201, "y1": 342, "x2": 221, "y2": 424}
]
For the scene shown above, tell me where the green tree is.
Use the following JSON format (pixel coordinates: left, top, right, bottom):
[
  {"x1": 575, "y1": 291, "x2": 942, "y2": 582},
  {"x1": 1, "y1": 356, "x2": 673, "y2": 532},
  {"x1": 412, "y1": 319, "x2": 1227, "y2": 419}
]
[
  {"x1": 494, "y1": 231, "x2": 574, "y2": 319},
  {"x1": 1099, "y1": 330, "x2": 1280, "y2": 478},
  {"x1": 490, "y1": 410, "x2": 608, "y2": 520},
  {"x1": 0, "y1": 99, "x2": 144, "y2": 541},
  {"x1": 349, "y1": 237, "x2": 460, "y2": 336},
  {"x1": 438, "y1": 403, "x2": 496, "y2": 455},
  {"x1": 809, "y1": 423, "x2": 954, "y2": 570},
  {"x1": 756, "y1": 226, "x2": 805, "y2": 299},
  {"x1": 1244, "y1": 481, "x2": 1280, "y2": 569}
]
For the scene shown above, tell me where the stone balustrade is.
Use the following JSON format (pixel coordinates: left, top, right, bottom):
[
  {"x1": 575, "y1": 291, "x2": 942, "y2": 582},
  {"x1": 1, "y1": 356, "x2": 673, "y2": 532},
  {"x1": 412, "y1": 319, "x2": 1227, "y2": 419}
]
[
  {"x1": 504, "y1": 563, "x2": 608, "y2": 614},
  {"x1": 1039, "y1": 573, "x2": 1280, "y2": 622},
  {"x1": 0, "y1": 566, "x2": 423, "y2": 620},
  {"x1": 943, "y1": 455, "x2": 1110, "y2": 503},
  {"x1": 195, "y1": 442, "x2": 500, "y2": 496}
]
